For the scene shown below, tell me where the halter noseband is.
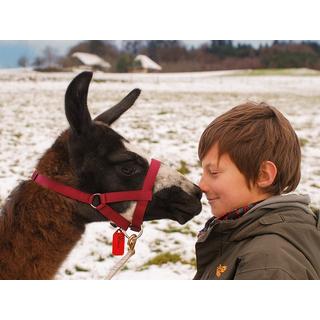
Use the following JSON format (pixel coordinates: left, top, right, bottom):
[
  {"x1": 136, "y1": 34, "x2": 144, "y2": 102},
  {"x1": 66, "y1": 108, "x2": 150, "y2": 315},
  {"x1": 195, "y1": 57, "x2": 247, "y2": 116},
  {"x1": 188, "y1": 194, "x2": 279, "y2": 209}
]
[{"x1": 31, "y1": 159, "x2": 161, "y2": 231}]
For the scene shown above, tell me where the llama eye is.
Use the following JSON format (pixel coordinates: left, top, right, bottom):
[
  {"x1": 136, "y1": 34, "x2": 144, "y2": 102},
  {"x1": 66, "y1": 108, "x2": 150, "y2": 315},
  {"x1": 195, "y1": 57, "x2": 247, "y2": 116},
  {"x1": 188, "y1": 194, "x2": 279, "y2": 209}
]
[{"x1": 120, "y1": 166, "x2": 137, "y2": 176}]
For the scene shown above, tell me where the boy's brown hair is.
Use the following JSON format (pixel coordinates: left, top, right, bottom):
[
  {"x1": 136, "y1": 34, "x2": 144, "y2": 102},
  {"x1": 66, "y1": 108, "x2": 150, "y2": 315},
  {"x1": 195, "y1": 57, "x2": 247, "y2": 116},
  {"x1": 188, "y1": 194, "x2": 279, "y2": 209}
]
[{"x1": 198, "y1": 102, "x2": 301, "y2": 195}]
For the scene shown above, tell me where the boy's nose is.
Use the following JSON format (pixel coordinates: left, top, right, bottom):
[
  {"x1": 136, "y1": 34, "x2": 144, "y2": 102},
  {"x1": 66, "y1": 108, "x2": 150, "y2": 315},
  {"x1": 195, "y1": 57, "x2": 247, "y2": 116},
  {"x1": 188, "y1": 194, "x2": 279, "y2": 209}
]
[{"x1": 198, "y1": 176, "x2": 208, "y2": 193}]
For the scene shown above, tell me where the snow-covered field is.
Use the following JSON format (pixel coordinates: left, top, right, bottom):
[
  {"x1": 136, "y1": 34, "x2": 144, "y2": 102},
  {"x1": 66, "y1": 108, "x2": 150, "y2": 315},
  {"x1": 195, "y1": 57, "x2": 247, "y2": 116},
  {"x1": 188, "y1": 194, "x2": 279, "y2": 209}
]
[{"x1": 0, "y1": 68, "x2": 319, "y2": 279}]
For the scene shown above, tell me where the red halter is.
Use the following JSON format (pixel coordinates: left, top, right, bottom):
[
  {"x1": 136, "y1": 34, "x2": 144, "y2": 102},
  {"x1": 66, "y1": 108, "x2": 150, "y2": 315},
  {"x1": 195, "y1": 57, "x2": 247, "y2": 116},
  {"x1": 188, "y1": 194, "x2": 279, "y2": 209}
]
[{"x1": 31, "y1": 159, "x2": 161, "y2": 231}]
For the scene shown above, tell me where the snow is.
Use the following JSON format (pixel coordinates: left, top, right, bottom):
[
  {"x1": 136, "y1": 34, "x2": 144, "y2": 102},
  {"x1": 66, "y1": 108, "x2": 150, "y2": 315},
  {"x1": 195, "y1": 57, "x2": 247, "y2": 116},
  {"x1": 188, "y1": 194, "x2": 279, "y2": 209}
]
[
  {"x1": 72, "y1": 52, "x2": 111, "y2": 69},
  {"x1": 0, "y1": 69, "x2": 320, "y2": 279},
  {"x1": 134, "y1": 54, "x2": 162, "y2": 71}
]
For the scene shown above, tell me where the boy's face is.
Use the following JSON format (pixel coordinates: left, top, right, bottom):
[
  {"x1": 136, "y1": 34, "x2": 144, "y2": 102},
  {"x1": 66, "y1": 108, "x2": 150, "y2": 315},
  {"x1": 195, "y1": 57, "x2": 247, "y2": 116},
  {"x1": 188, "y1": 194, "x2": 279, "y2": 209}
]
[{"x1": 199, "y1": 143, "x2": 269, "y2": 219}]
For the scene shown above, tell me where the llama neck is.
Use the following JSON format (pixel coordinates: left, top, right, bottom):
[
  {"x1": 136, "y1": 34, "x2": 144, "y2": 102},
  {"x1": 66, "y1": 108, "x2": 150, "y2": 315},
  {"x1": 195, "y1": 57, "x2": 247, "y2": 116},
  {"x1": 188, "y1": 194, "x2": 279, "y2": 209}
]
[
  {"x1": 36, "y1": 130, "x2": 76, "y2": 184},
  {"x1": 0, "y1": 131, "x2": 86, "y2": 279},
  {"x1": 0, "y1": 182, "x2": 86, "y2": 279}
]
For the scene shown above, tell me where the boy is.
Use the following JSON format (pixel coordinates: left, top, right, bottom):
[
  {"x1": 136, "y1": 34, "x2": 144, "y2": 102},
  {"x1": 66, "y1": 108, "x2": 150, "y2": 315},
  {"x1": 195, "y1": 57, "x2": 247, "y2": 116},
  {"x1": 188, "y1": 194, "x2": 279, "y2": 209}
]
[{"x1": 194, "y1": 102, "x2": 320, "y2": 280}]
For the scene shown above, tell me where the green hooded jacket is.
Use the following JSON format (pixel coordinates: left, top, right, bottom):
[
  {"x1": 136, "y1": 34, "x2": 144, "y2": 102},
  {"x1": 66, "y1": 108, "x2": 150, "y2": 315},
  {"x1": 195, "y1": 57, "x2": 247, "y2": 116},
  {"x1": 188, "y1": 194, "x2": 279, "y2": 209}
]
[{"x1": 194, "y1": 194, "x2": 320, "y2": 280}]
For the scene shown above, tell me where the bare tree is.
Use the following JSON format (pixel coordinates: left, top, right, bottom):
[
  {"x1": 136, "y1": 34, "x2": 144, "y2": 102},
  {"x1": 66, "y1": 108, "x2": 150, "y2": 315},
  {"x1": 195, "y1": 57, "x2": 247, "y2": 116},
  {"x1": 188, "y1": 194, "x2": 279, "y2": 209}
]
[
  {"x1": 32, "y1": 56, "x2": 45, "y2": 67},
  {"x1": 18, "y1": 56, "x2": 29, "y2": 68},
  {"x1": 32, "y1": 46, "x2": 59, "y2": 68},
  {"x1": 42, "y1": 46, "x2": 58, "y2": 67},
  {"x1": 123, "y1": 41, "x2": 146, "y2": 55}
]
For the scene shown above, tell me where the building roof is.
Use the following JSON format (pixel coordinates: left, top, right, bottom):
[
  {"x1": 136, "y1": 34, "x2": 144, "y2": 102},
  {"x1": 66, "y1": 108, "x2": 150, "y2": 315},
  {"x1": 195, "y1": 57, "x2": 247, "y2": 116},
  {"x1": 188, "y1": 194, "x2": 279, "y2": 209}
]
[
  {"x1": 71, "y1": 52, "x2": 111, "y2": 68},
  {"x1": 134, "y1": 54, "x2": 162, "y2": 70}
]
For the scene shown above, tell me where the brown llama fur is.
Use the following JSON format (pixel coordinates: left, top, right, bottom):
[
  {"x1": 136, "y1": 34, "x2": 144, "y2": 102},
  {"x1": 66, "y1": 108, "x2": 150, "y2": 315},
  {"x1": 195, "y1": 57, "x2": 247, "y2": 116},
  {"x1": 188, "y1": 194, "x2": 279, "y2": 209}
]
[{"x1": 0, "y1": 131, "x2": 86, "y2": 279}]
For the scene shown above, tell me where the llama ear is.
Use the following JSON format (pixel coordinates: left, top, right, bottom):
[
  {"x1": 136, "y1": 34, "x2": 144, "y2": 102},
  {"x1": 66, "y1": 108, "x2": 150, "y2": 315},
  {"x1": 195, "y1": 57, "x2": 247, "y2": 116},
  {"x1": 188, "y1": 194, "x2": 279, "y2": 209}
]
[
  {"x1": 65, "y1": 71, "x2": 93, "y2": 135},
  {"x1": 94, "y1": 88, "x2": 141, "y2": 125}
]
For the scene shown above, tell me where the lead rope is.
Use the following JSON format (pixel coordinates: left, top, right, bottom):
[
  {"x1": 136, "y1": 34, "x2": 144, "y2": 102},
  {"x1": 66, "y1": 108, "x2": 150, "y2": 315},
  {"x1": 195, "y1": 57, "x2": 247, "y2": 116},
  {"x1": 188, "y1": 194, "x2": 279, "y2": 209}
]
[{"x1": 105, "y1": 228, "x2": 143, "y2": 280}]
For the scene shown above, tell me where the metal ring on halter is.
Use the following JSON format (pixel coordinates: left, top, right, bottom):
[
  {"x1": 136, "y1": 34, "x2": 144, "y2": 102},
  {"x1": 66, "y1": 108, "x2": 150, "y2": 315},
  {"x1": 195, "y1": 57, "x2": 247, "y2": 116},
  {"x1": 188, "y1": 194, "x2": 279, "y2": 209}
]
[{"x1": 124, "y1": 225, "x2": 143, "y2": 239}]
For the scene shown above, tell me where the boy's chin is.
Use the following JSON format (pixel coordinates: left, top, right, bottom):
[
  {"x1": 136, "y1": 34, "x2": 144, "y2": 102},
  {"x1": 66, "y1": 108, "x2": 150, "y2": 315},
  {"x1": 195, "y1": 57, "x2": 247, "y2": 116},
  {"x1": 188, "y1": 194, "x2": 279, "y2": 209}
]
[
  {"x1": 213, "y1": 214, "x2": 223, "y2": 219},
  {"x1": 209, "y1": 200, "x2": 223, "y2": 218},
  {"x1": 211, "y1": 209, "x2": 224, "y2": 219},
  {"x1": 211, "y1": 205, "x2": 227, "y2": 219}
]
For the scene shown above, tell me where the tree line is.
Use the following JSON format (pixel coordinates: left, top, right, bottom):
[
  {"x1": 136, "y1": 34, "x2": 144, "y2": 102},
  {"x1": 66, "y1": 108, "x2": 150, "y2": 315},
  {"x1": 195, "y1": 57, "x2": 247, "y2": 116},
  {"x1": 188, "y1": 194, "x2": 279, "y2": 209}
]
[{"x1": 18, "y1": 40, "x2": 320, "y2": 72}]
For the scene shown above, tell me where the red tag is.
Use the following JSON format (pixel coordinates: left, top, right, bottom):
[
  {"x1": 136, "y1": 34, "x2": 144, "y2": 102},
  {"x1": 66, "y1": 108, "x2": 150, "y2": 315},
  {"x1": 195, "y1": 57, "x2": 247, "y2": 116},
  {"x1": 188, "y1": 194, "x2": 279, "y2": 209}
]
[{"x1": 112, "y1": 229, "x2": 125, "y2": 255}]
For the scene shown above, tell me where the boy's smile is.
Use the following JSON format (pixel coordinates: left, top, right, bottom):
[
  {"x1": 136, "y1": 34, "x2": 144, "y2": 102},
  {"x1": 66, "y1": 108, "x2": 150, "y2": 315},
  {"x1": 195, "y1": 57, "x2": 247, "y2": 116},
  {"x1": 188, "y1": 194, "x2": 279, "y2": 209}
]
[{"x1": 199, "y1": 143, "x2": 270, "y2": 219}]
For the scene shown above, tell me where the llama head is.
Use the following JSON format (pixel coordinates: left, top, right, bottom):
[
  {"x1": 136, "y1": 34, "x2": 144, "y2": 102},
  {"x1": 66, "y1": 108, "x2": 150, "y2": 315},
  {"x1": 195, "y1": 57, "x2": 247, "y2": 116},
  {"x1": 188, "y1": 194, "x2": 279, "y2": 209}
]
[{"x1": 65, "y1": 72, "x2": 202, "y2": 225}]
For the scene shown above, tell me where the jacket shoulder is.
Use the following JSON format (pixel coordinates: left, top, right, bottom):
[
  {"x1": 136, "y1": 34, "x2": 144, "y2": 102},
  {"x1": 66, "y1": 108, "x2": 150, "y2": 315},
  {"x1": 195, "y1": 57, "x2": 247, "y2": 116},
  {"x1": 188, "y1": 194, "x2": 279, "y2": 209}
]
[{"x1": 234, "y1": 234, "x2": 315, "y2": 279}]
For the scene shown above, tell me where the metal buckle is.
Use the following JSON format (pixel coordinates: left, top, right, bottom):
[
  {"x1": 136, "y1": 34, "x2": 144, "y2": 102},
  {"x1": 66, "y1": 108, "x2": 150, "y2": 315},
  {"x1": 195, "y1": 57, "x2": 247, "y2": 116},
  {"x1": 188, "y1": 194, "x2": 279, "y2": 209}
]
[{"x1": 90, "y1": 193, "x2": 103, "y2": 209}]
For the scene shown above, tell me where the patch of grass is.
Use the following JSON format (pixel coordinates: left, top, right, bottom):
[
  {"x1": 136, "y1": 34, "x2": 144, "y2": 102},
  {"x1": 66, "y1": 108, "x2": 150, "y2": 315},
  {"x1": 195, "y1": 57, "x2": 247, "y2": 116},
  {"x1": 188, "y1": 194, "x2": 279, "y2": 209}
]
[
  {"x1": 139, "y1": 252, "x2": 196, "y2": 270},
  {"x1": 149, "y1": 239, "x2": 165, "y2": 254},
  {"x1": 154, "y1": 239, "x2": 163, "y2": 246},
  {"x1": 65, "y1": 269, "x2": 73, "y2": 275},
  {"x1": 177, "y1": 160, "x2": 190, "y2": 175},
  {"x1": 189, "y1": 258, "x2": 196, "y2": 267},
  {"x1": 96, "y1": 236, "x2": 112, "y2": 246},
  {"x1": 75, "y1": 265, "x2": 90, "y2": 272},
  {"x1": 158, "y1": 110, "x2": 169, "y2": 115},
  {"x1": 137, "y1": 137, "x2": 152, "y2": 143},
  {"x1": 13, "y1": 132, "x2": 22, "y2": 139},
  {"x1": 299, "y1": 137, "x2": 309, "y2": 147},
  {"x1": 132, "y1": 123, "x2": 150, "y2": 130},
  {"x1": 96, "y1": 256, "x2": 105, "y2": 262},
  {"x1": 158, "y1": 224, "x2": 197, "y2": 237},
  {"x1": 142, "y1": 252, "x2": 182, "y2": 267},
  {"x1": 192, "y1": 219, "x2": 203, "y2": 226},
  {"x1": 92, "y1": 79, "x2": 108, "y2": 83},
  {"x1": 231, "y1": 68, "x2": 320, "y2": 77},
  {"x1": 137, "y1": 137, "x2": 159, "y2": 144}
]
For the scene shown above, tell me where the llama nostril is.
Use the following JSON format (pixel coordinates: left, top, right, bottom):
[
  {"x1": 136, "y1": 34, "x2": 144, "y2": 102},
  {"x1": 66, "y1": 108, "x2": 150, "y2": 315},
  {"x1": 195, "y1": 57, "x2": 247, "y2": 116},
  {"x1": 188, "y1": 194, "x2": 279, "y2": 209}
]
[{"x1": 193, "y1": 184, "x2": 203, "y2": 200}]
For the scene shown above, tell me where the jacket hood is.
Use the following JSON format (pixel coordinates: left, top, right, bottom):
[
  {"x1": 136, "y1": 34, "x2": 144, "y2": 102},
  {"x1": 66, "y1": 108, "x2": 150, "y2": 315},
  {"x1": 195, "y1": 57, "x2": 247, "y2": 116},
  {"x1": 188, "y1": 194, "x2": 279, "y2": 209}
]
[
  {"x1": 229, "y1": 194, "x2": 316, "y2": 241},
  {"x1": 246, "y1": 193, "x2": 314, "y2": 217}
]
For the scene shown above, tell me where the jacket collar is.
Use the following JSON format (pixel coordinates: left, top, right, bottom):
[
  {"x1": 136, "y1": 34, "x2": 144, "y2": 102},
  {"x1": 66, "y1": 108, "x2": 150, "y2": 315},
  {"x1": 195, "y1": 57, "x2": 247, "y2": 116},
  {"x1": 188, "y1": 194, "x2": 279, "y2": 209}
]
[{"x1": 197, "y1": 194, "x2": 314, "y2": 243}]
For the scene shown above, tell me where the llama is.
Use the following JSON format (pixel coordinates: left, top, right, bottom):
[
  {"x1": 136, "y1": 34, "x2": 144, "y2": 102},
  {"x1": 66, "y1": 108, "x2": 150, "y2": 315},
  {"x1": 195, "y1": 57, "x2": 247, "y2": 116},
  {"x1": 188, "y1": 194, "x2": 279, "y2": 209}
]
[{"x1": 0, "y1": 71, "x2": 202, "y2": 279}]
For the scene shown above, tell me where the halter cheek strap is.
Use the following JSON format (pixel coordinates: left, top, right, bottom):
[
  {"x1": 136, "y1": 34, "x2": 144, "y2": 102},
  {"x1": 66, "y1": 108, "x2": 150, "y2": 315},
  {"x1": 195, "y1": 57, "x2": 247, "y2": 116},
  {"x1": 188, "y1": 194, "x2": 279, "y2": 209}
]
[{"x1": 31, "y1": 159, "x2": 161, "y2": 231}]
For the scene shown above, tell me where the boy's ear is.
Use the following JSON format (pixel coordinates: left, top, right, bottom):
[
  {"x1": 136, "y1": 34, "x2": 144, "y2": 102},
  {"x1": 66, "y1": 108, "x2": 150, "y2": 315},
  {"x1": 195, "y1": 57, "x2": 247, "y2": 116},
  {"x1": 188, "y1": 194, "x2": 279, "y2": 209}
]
[{"x1": 257, "y1": 161, "x2": 278, "y2": 188}]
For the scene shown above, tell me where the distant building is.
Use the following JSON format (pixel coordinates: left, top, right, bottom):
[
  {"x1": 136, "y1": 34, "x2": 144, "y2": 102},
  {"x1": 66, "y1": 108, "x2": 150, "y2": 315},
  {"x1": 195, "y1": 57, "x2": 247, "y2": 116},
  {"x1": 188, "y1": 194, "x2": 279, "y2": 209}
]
[
  {"x1": 71, "y1": 52, "x2": 111, "y2": 72},
  {"x1": 132, "y1": 54, "x2": 162, "y2": 73}
]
